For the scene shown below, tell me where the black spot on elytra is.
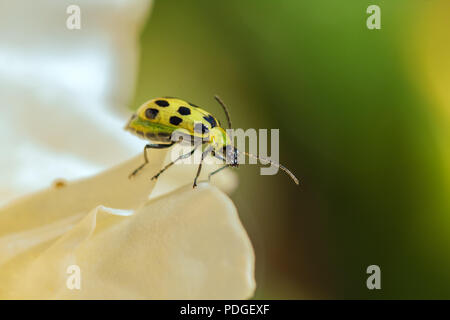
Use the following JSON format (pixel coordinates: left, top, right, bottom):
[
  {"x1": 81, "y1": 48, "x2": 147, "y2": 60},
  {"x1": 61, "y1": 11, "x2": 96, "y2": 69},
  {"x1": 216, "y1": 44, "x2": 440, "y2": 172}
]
[
  {"x1": 177, "y1": 106, "x2": 191, "y2": 116},
  {"x1": 145, "y1": 108, "x2": 159, "y2": 119},
  {"x1": 203, "y1": 115, "x2": 217, "y2": 128},
  {"x1": 155, "y1": 99, "x2": 169, "y2": 107},
  {"x1": 194, "y1": 123, "x2": 209, "y2": 135},
  {"x1": 169, "y1": 116, "x2": 183, "y2": 126}
]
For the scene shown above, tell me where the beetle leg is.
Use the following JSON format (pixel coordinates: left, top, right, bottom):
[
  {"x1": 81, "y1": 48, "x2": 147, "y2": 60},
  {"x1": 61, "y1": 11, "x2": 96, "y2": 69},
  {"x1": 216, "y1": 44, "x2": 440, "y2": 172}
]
[
  {"x1": 208, "y1": 164, "x2": 231, "y2": 182},
  {"x1": 193, "y1": 145, "x2": 213, "y2": 188},
  {"x1": 151, "y1": 145, "x2": 199, "y2": 181},
  {"x1": 128, "y1": 142, "x2": 175, "y2": 179}
]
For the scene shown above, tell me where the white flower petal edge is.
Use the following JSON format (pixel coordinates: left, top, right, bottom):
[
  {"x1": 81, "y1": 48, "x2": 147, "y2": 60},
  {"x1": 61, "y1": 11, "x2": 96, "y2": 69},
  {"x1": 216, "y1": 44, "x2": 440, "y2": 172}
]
[{"x1": 0, "y1": 151, "x2": 255, "y2": 299}]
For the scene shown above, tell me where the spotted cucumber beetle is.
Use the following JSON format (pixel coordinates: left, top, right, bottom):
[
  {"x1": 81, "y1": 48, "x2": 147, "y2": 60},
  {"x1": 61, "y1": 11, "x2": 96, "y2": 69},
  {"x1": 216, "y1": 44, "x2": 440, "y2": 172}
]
[{"x1": 125, "y1": 96, "x2": 299, "y2": 187}]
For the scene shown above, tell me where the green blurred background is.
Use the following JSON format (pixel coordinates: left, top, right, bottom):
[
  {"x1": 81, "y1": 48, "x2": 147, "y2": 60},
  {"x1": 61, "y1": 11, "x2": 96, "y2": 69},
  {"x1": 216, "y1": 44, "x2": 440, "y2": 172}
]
[{"x1": 131, "y1": 0, "x2": 450, "y2": 299}]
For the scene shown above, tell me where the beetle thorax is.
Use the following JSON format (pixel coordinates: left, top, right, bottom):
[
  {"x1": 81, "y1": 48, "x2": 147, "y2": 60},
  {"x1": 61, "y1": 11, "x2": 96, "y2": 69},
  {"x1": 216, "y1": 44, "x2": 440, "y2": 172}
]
[{"x1": 209, "y1": 127, "x2": 230, "y2": 149}]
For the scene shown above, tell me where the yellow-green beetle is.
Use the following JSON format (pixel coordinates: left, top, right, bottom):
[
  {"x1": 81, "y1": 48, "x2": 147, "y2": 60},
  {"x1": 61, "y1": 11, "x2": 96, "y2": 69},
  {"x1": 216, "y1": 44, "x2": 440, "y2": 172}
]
[{"x1": 125, "y1": 96, "x2": 299, "y2": 187}]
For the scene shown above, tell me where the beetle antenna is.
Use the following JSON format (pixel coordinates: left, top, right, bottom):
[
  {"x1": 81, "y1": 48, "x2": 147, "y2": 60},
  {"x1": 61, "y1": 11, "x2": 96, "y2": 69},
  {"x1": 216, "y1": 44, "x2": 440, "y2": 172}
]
[
  {"x1": 214, "y1": 95, "x2": 232, "y2": 129},
  {"x1": 243, "y1": 151, "x2": 299, "y2": 185}
]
